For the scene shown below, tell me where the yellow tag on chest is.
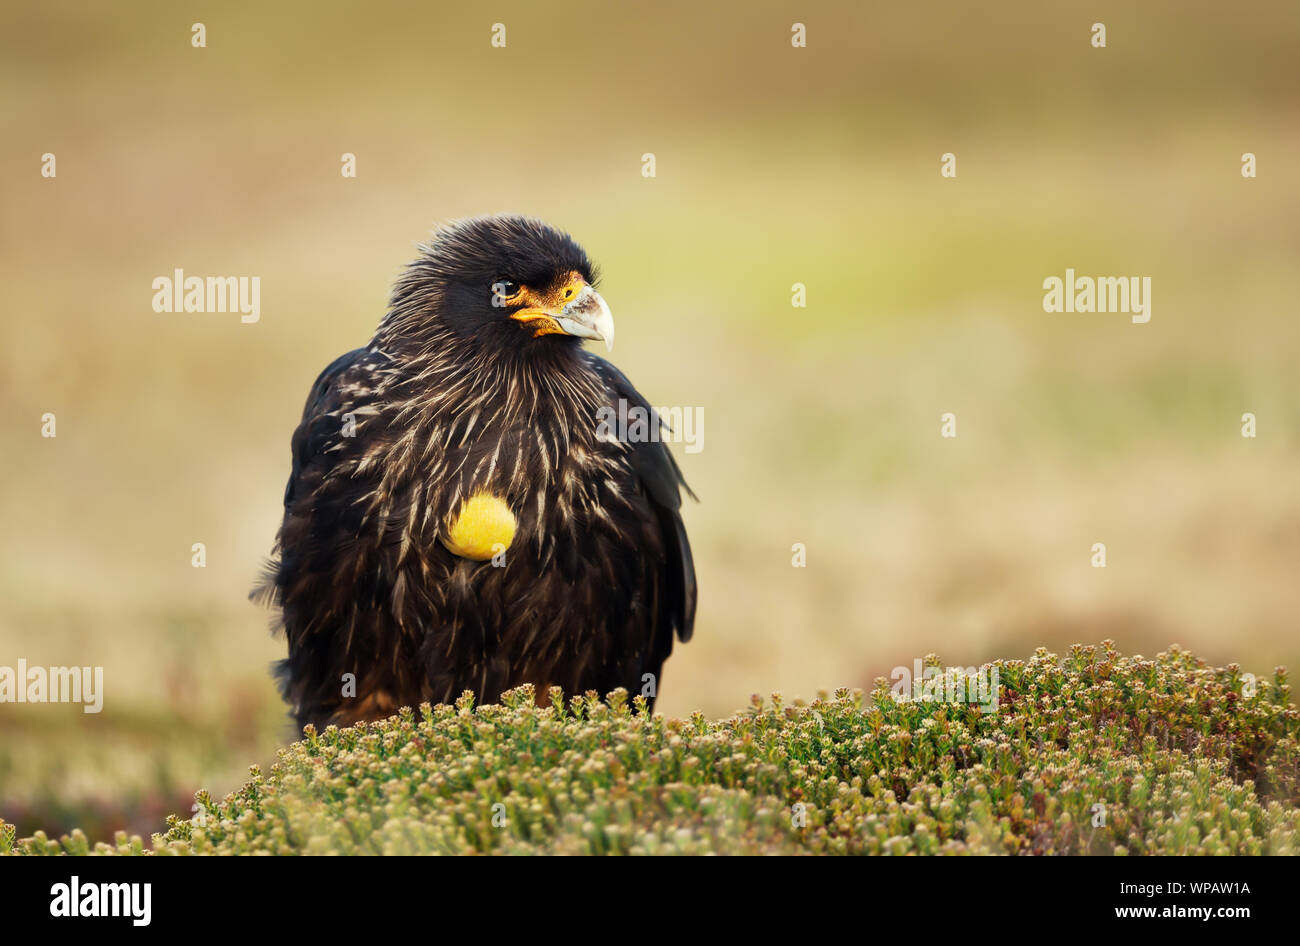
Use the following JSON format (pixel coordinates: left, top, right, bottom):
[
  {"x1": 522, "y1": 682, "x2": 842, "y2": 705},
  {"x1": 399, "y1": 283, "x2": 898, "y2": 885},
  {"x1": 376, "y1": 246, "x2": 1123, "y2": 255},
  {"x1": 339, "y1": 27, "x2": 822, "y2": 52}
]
[{"x1": 440, "y1": 492, "x2": 517, "y2": 561}]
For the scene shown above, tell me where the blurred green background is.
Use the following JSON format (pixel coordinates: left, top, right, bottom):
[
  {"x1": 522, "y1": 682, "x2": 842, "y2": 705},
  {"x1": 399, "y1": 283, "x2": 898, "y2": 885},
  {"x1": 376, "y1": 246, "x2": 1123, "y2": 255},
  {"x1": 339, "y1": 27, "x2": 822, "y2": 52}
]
[{"x1": 2, "y1": 1, "x2": 1298, "y2": 840}]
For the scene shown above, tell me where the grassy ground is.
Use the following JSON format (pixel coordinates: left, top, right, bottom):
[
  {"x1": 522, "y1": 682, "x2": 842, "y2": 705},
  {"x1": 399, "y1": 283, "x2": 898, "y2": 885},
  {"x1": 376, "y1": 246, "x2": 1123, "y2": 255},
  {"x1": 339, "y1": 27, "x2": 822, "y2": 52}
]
[
  {"x1": 6, "y1": 644, "x2": 1297, "y2": 855},
  {"x1": 2, "y1": 1, "x2": 1298, "y2": 840}
]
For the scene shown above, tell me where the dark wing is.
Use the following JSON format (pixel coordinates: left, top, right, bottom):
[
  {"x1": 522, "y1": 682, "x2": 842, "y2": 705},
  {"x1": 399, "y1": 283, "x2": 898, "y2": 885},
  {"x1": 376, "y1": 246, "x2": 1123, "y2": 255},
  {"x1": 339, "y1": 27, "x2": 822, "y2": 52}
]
[
  {"x1": 290, "y1": 350, "x2": 375, "y2": 496},
  {"x1": 254, "y1": 346, "x2": 398, "y2": 724},
  {"x1": 587, "y1": 354, "x2": 697, "y2": 656}
]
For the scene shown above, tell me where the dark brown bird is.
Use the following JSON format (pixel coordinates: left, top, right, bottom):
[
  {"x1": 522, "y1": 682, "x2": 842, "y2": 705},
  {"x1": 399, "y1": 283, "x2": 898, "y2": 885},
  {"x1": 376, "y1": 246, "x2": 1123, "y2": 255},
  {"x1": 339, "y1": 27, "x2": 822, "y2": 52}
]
[{"x1": 257, "y1": 216, "x2": 696, "y2": 731}]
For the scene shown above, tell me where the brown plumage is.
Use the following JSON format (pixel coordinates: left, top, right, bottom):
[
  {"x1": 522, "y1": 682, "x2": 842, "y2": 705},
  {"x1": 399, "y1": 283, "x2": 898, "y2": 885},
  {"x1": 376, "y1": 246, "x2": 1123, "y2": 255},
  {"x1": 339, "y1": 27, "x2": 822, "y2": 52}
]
[{"x1": 256, "y1": 216, "x2": 696, "y2": 731}]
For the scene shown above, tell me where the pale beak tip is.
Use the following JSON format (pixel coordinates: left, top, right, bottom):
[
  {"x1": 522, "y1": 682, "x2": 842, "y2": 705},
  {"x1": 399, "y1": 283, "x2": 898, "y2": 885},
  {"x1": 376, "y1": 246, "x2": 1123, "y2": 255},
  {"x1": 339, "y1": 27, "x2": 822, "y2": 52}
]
[
  {"x1": 561, "y1": 286, "x2": 615, "y2": 353},
  {"x1": 592, "y1": 291, "x2": 614, "y2": 353}
]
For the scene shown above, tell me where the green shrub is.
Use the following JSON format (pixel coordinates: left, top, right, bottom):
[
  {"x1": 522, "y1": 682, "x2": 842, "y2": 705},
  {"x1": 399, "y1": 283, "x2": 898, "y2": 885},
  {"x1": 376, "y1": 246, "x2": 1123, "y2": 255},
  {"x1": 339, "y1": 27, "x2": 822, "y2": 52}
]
[{"x1": 4, "y1": 642, "x2": 1298, "y2": 855}]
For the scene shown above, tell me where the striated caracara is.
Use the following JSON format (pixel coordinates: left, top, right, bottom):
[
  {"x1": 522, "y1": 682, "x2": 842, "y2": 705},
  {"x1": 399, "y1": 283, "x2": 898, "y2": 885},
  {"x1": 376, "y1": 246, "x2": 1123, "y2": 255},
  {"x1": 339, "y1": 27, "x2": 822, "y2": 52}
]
[{"x1": 257, "y1": 215, "x2": 696, "y2": 731}]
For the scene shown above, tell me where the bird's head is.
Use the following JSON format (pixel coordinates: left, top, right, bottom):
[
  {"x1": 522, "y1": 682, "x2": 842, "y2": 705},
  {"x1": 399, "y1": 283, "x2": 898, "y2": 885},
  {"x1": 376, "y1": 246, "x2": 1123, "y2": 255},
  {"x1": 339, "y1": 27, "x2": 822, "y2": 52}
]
[{"x1": 382, "y1": 215, "x2": 614, "y2": 357}]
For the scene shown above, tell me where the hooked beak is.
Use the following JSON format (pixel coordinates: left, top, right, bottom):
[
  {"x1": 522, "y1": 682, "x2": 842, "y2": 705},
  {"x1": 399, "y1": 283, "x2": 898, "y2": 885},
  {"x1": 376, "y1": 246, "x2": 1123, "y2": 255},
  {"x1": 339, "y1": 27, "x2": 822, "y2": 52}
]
[
  {"x1": 554, "y1": 285, "x2": 614, "y2": 353},
  {"x1": 510, "y1": 281, "x2": 615, "y2": 352}
]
